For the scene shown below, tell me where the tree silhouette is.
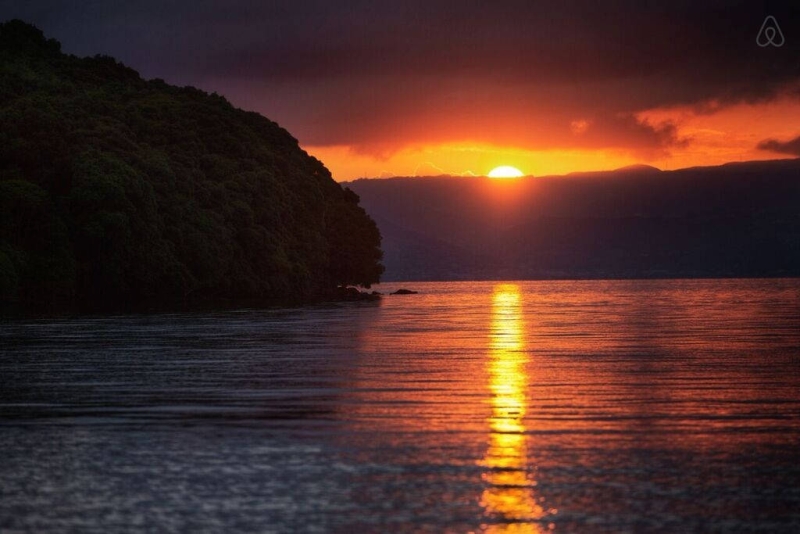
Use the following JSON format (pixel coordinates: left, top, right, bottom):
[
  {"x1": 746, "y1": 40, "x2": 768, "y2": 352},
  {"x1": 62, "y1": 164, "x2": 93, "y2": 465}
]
[{"x1": 0, "y1": 20, "x2": 384, "y2": 308}]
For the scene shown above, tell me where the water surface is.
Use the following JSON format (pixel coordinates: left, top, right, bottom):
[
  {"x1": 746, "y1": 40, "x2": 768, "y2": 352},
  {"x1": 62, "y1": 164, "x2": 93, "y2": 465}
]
[{"x1": 1, "y1": 279, "x2": 799, "y2": 532}]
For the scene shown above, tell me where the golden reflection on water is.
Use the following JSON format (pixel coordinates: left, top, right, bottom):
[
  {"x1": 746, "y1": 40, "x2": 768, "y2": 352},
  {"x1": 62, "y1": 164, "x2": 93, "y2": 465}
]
[{"x1": 480, "y1": 284, "x2": 550, "y2": 532}]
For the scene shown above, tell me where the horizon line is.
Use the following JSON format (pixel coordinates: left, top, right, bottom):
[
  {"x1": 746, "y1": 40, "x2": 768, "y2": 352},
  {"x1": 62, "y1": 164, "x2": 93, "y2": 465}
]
[{"x1": 340, "y1": 157, "x2": 800, "y2": 182}]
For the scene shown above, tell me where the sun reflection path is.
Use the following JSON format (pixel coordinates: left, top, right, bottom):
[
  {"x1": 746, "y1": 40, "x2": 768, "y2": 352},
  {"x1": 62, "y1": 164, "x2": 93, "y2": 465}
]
[{"x1": 480, "y1": 284, "x2": 554, "y2": 532}]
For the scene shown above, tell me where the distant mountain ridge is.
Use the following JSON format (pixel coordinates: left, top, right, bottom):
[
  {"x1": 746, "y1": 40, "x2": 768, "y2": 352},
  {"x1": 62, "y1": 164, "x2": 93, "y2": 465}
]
[{"x1": 345, "y1": 159, "x2": 800, "y2": 281}]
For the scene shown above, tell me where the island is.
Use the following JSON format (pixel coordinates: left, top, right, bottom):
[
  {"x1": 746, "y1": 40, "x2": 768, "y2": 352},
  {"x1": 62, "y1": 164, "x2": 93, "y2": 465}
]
[{"x1": 0, "y1": 20, "x2": 384, "y2": 311}]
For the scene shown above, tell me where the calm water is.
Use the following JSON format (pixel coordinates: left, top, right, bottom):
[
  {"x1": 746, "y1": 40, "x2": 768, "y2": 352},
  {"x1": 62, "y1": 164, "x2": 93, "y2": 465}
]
[{"x1": 1, "y1": 279, "x2": 799, "y2": 533}]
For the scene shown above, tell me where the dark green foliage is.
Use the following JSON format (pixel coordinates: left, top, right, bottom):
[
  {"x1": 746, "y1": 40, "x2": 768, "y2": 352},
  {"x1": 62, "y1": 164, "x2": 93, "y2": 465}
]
[
  {"x1": 325, "y1": 188, "x2": 385, "y2": 288},
  {"x1": 0, "y1": 20, "x2": 383, "y2": 308},
  {"x1": 0, "y1": 178, "x2": 75, "y2": 301}
]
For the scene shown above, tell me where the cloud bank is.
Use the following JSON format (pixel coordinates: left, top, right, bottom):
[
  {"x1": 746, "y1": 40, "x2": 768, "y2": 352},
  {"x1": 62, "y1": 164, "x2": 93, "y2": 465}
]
[{"x1": 2, "y1": 0, "x2": 799, "y2": 158}]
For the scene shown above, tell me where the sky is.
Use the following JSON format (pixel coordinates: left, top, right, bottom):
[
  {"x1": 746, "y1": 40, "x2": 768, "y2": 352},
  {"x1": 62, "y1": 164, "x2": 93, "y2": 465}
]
[{"x1": 2, "y1": 0, "x2": 799, "y2": 180}]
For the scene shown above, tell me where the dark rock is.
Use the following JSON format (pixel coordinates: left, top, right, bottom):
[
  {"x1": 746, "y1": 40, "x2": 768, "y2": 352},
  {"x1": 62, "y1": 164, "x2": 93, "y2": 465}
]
[
  {"x1": 391, "y1": 289, "x2": 418, "y2": 295},
  {"x1": 332, "y1": 286, "x2": 381, "y2": 301}
]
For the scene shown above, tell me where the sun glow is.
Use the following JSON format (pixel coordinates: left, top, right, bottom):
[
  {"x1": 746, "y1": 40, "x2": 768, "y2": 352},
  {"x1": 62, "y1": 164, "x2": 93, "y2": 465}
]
[
  {"x1": 488, "y1": 165, "x2": 525, "y2": 178},
  {"x1": 304, "y1": 144, "x2": 637, "y2": 181}
]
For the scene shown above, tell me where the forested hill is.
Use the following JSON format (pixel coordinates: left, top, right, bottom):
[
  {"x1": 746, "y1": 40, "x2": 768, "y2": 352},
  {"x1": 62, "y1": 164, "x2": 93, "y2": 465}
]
[{"x1": 0, "y1": 20, "x2": 383, "y2": 309}]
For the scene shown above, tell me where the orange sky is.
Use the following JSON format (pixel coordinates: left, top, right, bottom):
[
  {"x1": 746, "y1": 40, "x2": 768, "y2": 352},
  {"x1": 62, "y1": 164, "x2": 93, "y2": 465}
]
[
  {"x1": 307, "y1": 94, "x2": 800, "y2": 181},
  {"x1": 9, "y1": 2, "x2": 799, "y2": 182}
]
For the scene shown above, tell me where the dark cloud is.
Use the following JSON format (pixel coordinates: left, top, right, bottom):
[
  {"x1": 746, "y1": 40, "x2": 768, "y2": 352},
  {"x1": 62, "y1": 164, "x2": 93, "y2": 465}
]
[
  {"x1": 217, "y1": 75, "x2": 686, "y2": 156},
  {"x1": 2, "y1": 0, "x2": 798, "y2": 151},
  {"x1": 757, "y1": 135, "x2": 800, "y2": 156}
]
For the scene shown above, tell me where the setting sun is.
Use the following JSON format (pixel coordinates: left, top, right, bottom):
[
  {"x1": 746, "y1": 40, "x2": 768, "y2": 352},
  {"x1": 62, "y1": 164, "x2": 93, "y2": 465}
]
[{"x1": 488, "y1": 165, "x2": 525, "y2": 178}]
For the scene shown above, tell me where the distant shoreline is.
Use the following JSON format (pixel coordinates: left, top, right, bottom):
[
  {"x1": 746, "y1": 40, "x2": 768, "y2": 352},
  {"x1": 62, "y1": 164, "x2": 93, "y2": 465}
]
[
  {"x1": 378, "y1": 274, "x2": 800, "y2": 283},
  {"x1": 0, "y1": 289, "x2": 381, "y2": 319}
]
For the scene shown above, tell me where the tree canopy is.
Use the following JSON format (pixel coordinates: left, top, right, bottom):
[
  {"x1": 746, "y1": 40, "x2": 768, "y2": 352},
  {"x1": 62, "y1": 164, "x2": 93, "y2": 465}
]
[{"x1": 0, "y1": 20, "x2": 383, "y2": 309}]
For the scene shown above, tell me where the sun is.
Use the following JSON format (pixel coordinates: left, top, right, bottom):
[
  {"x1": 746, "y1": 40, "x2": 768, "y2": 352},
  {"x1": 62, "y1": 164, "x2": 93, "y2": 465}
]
[{"x1": 488, "y1": 165, "x2": 524, "y2": 178}]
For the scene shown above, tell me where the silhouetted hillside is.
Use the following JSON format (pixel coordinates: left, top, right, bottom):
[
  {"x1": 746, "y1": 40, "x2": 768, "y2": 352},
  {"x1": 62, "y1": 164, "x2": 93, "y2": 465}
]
[
  {"x1": 346, "y1": 160, "x2": 800, "y2": 280},
  {"x1": 0, "y1": 21, "x2": 383, "y2": 309}
]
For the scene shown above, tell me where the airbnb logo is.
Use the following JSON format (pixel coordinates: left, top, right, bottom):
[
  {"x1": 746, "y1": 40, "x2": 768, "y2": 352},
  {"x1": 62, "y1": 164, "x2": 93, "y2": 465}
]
[{"x1": 756, "y1": 16, "x2": 785, "y2": 47}]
